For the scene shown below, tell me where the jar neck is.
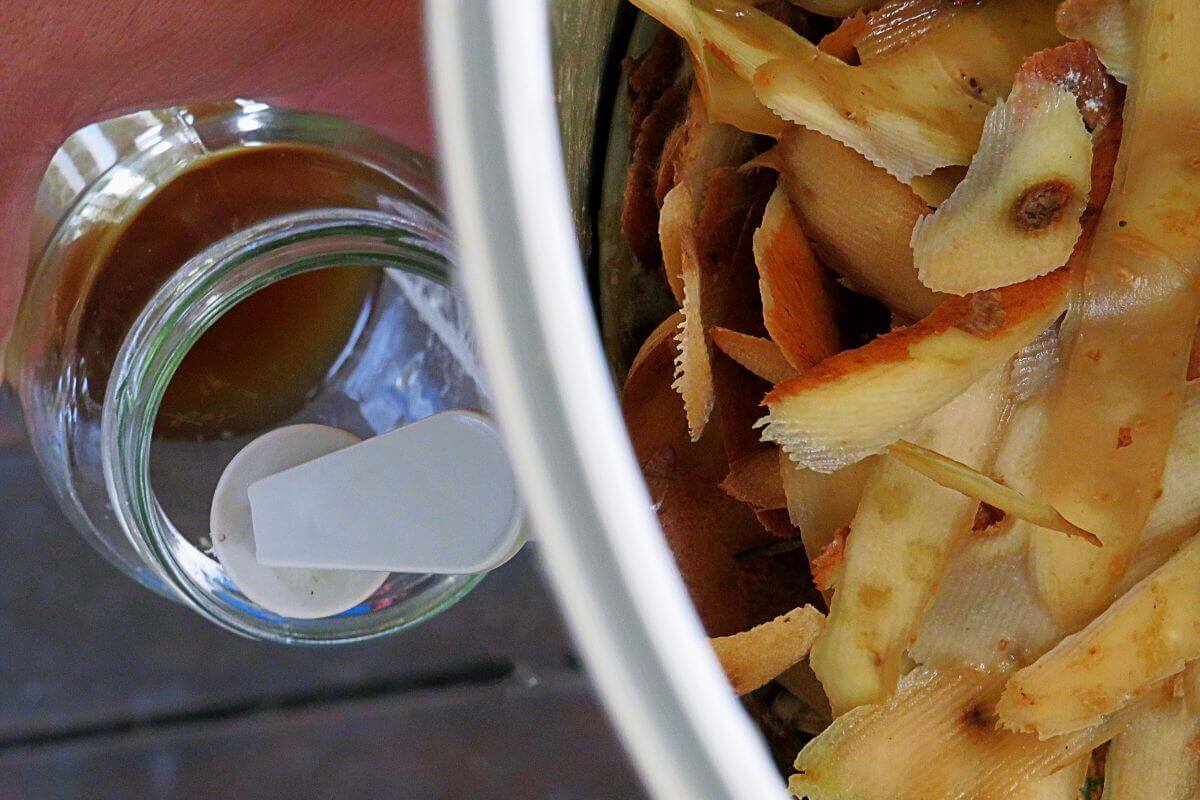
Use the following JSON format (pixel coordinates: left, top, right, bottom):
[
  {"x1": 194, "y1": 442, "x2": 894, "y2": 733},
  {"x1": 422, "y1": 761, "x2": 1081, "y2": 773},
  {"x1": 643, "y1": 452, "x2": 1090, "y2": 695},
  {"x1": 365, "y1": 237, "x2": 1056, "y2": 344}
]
[{"x1": 102, "y1": 207, "x2": 459, "y2": 642}]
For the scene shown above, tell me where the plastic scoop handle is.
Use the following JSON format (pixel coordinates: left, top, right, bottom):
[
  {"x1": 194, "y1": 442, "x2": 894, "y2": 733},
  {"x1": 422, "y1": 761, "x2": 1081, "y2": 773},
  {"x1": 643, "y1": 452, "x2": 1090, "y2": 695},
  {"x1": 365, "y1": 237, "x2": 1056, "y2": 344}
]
[{"x1": 248, "y1": 410, "x2": 523, "y2": 574}]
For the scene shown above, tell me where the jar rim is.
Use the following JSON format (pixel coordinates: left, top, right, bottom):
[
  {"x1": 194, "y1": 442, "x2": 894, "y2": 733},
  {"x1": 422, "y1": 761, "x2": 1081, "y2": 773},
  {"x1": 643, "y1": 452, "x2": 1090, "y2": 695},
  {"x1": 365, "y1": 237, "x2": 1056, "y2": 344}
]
[{"x1": 101, "y1": 208, "x2": 485, "y2": 645}]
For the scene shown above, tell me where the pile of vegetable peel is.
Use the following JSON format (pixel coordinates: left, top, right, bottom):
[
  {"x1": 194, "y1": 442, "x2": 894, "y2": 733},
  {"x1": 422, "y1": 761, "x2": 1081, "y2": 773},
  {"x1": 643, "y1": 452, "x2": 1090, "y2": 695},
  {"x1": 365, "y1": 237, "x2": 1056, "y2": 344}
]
[{"x1": 615, "y1": 0, "x2": 1200, "y2": 797}]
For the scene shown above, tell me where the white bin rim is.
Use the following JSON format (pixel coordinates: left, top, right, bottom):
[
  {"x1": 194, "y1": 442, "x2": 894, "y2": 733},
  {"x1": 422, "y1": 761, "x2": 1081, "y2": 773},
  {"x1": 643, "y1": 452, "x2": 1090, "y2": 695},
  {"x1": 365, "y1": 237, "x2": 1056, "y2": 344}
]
[{"x1": 426, "y1": 3, "x2": 789, "y2": 800}]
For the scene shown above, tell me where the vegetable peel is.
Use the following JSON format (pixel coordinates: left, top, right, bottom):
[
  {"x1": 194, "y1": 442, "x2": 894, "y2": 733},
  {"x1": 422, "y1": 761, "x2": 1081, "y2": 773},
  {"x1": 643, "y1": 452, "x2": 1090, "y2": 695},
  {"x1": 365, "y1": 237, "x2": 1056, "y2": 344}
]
[
  {"x1": 623, "y1": 311, "x2": 779, "y2": 636},
  {"x1": 708, "y1": 327, "x2": 798, "y2": 384},
  {"x1": 759, "y1": 270, "x2": 1070, "y2": 473},
  {"x1": 1000, "y1": 535, "x2": 1200, "y2": 738},
  {"x1": 1034, "y1": 0, "x2": 1200, "y2": 630},
  {"x1": 910, "y1": 70, "x2": 1093, "y2": 294},
  {"x1": 753, "y1": 186, "x2": 843, "y2": 371},
  {"x1": 887, "y1": 439, "x2": 1102, "y2": 546},
  {"x1": 776, "y1": 127, "x2": 941, "y2": 319},
  {"x1": 791, "y1": 666, "x2": 1138, "y2": 800},
  {"x1": 720, "y1": 448, "x2": 787, "y2": 510},
  {"x1": 809, "y1": 369, "x2": 1007, "y2": 713},
  {"x1": 710, "y1": 604, "x2": 825, "y2": 695}
]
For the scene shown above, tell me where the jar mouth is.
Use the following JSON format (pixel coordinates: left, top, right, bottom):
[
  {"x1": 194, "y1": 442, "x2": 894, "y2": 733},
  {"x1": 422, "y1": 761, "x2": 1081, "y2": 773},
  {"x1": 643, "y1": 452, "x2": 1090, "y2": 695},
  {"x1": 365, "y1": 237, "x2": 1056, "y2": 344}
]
[{"x1": 102, "y1": 207, "x2": 485, "y2": 644}]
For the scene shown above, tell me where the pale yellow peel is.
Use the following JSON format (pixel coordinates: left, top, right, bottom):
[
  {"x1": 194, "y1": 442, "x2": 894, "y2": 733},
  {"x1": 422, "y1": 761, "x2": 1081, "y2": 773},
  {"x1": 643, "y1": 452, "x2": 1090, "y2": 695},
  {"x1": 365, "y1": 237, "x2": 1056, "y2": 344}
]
[
  {"x1": 753, "y1": 38, "x2": 987, "y2": 182},
  {"x1": 852, "y1": 0, "x2": 967, "y2": 63},
  {"x1": 776, "y1": 127, "x2": 941, "y2": 320},
  {"x1": 790, "y1": 666, "x2": 1137, "y2": 800},
  {"x1": 886, "y1": 440, "x2": 1101, "y2": 546},
  {"x1": 710, "y1": 604, "x2": 825, "y2": 695},
  {"x1": 661, "y1": 92, "x2": 760, "y2": 443},
  {"x1": 909, "y1": 166, "x2": 967, "y2": 208},
  {"x1": 790, "y1": 0, "x2": 882, "y2": 16},
  {"x1": 855, "y1": 0, "x2": 1063, "y2": 97},
  {"x1": 1101, "y1": 689, "x2": 1200, "y2": 800},
  {"x1": 1035, "y1": 0, "x2": 1200, "y2": 631},
  {"x1": 692, "y1": 0, "x2": 1059, "y2": 182},
  {"x1": 1012, "y1": 758, "x2": 1089, "y2": 800},
  {"x1": 634, "y1": 0, "x2": 1062, "y2": 178},
  {"x1": 628, "y1": 0, "x2": 788, "y2": 135},
  {"x1": 911, "y1": 76, "x2": 1093, "y2": 294},
  {"x1": 1000, "y1": 535, "x2": 1200, "y2": 738},
  {"x1": 655, "y1": 89, "x2": 758, "y2": 309},
  {"x1": 810, "y1": 369, "x2": 1007, "y2": 713},
  {"x1": 749, "y1": 0, "x2": 1062, "y2": 182},
  {"x1": 779, "y1": 451, "x2": 877, "y2": 562},
  {"x1": 1183, "y1": 660, "x2": 1200, "y2": 717},
  {"x1": 760, "y1": 270, "x2": 1070, "y2": 473},
  {"x1": 910, "y1": 392, "x2": 1064, "y2": 672},
  {"x1": 1089, "y1": 381, "x2": 1200, "y2": 597},
  {"x1": 658, "y1": 183, "x2": 693, "y2": 305},
  {"x1": 1057, "y1": 0, "x2": 1132, "y2": 83},
  {"x1": 911, "y1": 526, "x2": 1064, "y2": 673}
]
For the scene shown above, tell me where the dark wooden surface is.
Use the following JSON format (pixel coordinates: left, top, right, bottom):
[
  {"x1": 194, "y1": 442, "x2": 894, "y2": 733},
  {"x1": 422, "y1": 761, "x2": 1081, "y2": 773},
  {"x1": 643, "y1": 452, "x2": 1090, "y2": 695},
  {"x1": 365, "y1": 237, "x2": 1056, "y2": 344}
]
[{"x1": 0, "y1": 399, "x2": 646, "y2": 799}]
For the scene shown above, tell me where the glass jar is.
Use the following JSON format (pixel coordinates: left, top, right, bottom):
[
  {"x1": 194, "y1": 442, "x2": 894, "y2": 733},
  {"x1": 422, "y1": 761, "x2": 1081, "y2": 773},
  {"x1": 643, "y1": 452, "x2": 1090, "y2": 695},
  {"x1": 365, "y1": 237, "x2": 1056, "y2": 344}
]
[{"x1": 5, "y1": 102, "x2": 491, "y2": 644}]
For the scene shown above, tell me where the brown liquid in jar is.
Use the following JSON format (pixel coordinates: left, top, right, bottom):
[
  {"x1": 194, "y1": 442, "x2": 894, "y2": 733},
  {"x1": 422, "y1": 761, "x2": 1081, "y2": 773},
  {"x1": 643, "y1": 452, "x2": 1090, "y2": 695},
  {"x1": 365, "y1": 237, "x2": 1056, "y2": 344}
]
[{"x1": 72, "y1": 145, "x2": 406, "y2": 441}]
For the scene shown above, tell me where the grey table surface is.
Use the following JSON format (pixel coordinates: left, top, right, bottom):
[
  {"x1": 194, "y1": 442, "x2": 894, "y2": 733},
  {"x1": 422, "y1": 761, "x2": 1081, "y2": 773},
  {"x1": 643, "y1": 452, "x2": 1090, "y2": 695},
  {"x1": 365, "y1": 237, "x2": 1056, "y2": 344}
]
[{"x1": 0, "y1": 397, "x2": 646, "y2": 800}]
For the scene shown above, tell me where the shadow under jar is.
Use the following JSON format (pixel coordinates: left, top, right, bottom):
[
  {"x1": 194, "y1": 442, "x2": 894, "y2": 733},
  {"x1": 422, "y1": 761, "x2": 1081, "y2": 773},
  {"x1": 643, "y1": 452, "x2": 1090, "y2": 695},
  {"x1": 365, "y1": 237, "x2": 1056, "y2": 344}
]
[{"x1": 6, "y1": 103, "x2": 489, "y2": 644}]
